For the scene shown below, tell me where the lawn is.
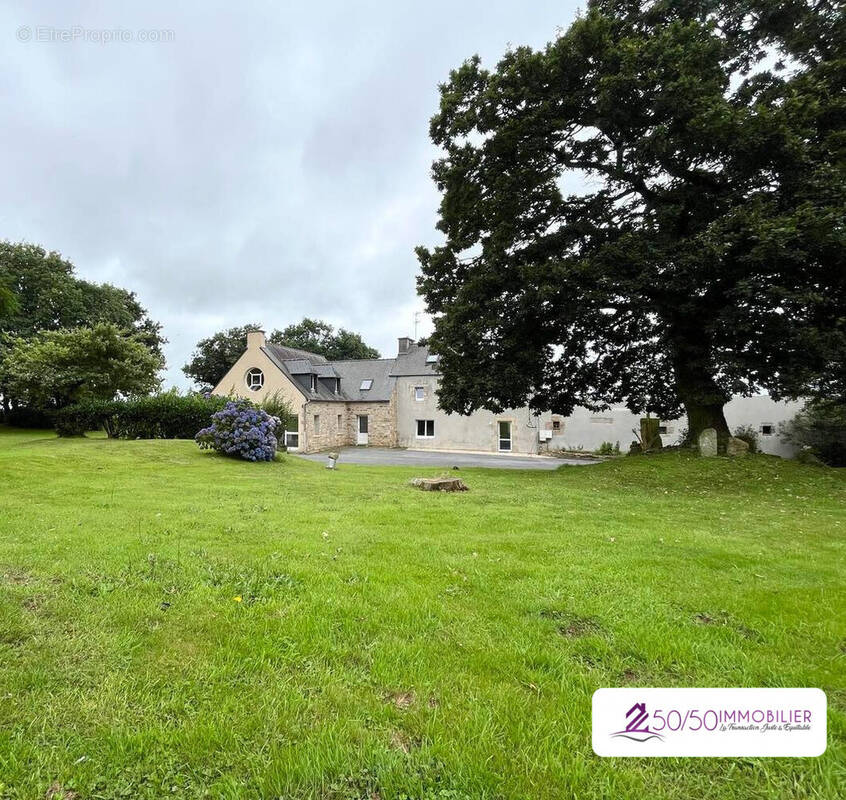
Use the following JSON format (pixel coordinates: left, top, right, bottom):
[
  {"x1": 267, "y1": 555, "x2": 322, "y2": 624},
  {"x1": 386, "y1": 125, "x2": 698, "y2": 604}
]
[{"x1": 0, "y1": 426, "x2": 844, "y2": 799}]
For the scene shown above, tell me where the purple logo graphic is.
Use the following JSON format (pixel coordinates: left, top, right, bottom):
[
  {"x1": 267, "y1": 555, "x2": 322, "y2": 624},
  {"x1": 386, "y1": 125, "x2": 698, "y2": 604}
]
[{"x1": 611, "y1": 702, "x2": 665, "y2": 743}]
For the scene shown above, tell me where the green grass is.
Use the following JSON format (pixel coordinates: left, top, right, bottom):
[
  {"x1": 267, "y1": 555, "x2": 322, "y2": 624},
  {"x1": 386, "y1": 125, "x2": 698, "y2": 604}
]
[{"x1": 0, "y1": 426, "x2": 844, "y2": 799}]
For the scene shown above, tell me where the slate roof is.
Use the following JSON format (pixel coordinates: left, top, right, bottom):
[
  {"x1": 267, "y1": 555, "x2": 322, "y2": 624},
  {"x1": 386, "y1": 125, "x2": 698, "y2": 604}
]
[
  {"x1": 390, "y1": 343, "x2": 440, "y2": 377},
  {"x1": 331, "y1": 359, "x2": 396, "y2": 401},
  {"x1": 283, "y1": 358, "x2": 316, "y2": 375},
  {"x1": 260, "y1": 344, "x2": 398, "y2": 402},
  {"x1": 264, "y1": 343, "x2": 328, "y2": 364}
]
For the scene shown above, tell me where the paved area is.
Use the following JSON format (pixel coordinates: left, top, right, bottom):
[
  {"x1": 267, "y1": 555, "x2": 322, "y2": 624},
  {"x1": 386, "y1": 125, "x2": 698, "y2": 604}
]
[{"x1": 293, "y1": 446, "x2": 598, "y2": 470}]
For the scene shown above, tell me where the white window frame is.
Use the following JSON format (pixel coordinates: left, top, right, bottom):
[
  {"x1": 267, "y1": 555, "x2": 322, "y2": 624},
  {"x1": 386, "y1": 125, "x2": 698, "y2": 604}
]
[
  {"x1": 360, "y1": 379, "x2": 373, "y2": 391},
  {"x1": 416, "y1": 419, "x2": 435, "y2": 438},
  {"x1": 245, "y1": 368, "x2": 264, "y2": 391},
  {"x1": 498, "y1": 420, "x2": 512, "y2": 451},
  {"x1": 414, "y1": 386, "x2": 425, "y2": 401}
]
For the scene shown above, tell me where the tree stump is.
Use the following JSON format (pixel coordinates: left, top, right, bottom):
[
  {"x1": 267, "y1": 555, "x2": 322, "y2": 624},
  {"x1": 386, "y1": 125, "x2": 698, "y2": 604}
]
[{"x1": 410, "y1": 477, "x2": 469, "y2": 492}]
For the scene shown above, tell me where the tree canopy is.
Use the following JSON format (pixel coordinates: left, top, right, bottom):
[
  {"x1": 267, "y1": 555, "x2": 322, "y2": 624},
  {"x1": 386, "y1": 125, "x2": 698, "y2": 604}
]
[
  {"x1": 182, "y1": 324, "x2": 263, "y2": 391},
  {"x1": 0, "y1": 242, "x2": 165, "y2": 357},
  {"x1": 0, "y1": 241, "x2": 165, "y2": 415},
  {"x1": 416, "y1": 0, "x2": 845, "y2": 447},
  {"x1": 183, "y1": 318, "x2": 381, "y2": 390},
  {"x1": 271, "y1": 318, "x2": 380, "y2": 361},
  {"x1": 1, "y1": 323, "x2": 163, "y2": 409}
]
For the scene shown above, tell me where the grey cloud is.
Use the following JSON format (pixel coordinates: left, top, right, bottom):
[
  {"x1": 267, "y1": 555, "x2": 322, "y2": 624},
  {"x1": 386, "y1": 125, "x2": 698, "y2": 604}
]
[{"x1": 0, "y1": 0, "x2": 580, "y2": 385}]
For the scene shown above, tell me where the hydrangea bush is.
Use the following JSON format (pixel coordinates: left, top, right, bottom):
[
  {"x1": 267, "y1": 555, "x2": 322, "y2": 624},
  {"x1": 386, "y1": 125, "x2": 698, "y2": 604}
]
[{"x1": 195, "y1": 399, "x2": 279, "y2": 461}]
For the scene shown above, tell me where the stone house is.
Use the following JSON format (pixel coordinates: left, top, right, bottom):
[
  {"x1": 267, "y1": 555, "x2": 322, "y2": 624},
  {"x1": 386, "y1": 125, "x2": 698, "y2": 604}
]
[{"x1": 212, "y1": 330, "x2": 803, "y2": 457}]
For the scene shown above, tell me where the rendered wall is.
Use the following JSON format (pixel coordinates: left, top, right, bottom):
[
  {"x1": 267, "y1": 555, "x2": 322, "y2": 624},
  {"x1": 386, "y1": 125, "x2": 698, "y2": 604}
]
[
  {"x1": 211, "y1": 339, "x2": 307, "y2": 443},
  {"x1": 395, "y1": 376, "x2": 550, "y2": 454},
  {"x1": 540, "y1": 397, "x2": 803, "y2": 456}
]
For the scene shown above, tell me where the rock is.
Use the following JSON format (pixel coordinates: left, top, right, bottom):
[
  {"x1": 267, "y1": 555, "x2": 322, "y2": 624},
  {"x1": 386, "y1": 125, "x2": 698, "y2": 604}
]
[
  {"x1": 726, "y1": 436, "x2": 750, "y2": 457},
  {"x1": 410, "y1": 477, "x2": 469, "y2": 492},
  {"x1": 698, "y1": 428, "x2": 718, "y2": 457}
]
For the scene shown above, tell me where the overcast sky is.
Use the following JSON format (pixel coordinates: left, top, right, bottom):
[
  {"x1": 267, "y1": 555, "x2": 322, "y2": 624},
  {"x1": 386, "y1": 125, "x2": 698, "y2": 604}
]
[{"x1": 0, "y1": 1, "x2": 581, "y2": 387}]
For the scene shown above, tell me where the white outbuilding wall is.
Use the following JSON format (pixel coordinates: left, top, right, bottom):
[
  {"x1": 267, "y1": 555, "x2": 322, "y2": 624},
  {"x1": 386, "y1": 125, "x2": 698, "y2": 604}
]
[{"x1": 541, "y1": 396, "x2": 803, "y2": 457}]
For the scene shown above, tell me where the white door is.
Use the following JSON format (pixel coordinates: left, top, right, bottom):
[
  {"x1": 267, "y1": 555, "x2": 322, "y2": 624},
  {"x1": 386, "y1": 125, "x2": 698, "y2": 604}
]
[
  {"x1": 498, "y1": 420, "x2": 512, "y2": 452},
  {"x1": 356, "y1": 415, "x2": 369, "y2": 445}
]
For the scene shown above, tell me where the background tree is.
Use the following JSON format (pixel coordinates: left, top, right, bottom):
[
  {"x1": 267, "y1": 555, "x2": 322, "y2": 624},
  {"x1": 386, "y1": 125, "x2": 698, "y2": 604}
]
[
  {"x1": 0, "y1": 242, "x2": 165, "y2": 414},
  {"x1": 182, "y1": 324, "x2": 263, "y2": 391},
  {"x1": 416, "y1": 0, "x2": 845, "y2": 449},
  {"x1": 0, "y1": 283, "x2": 17, "y2": 318},
  {"x1": 1, "y1": 323, "x2": 163, "y2": 409},
  {"x1": 183, "y1": 318, "x2": 381, "y2": 390},
  {"x1": 0, "y1": 242, "x2": 165, "y2": 354},
  {"x1": 781, "y1": 400, "x2": 846, "y2": 467},
  {"x1": 269, "y1": 318, "x2": 380, "y2": 361}
]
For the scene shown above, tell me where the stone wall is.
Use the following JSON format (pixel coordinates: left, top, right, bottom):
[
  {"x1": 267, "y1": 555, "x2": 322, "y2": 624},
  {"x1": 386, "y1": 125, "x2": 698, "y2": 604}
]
[{"x1": 301, "y1": 397, "x2": 396, "y2": 453}]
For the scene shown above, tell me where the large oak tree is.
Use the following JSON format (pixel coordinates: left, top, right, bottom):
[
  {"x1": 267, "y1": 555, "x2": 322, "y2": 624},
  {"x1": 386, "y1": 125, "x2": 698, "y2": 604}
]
[{"x1": 417, "y1": 1, "x2": 845, "y2": 448}]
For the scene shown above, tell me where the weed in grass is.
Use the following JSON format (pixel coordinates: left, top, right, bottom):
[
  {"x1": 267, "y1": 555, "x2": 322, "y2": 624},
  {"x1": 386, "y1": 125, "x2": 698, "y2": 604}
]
[
  {"x1": 693, "y1": 610, "x2": 761, "y2": 641},
  {"x1": 385, "y1": 690, "x2": 416, "y2": 711},
  {"x1": 540, "y1": 609, "x2": 603, "y2": 638}
]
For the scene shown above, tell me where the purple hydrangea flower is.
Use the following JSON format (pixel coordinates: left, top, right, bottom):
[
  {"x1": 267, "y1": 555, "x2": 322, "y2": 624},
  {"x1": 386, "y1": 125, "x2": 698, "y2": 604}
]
[{"x1": 195, "y1": 399, "x2": 278, "y2": 462}]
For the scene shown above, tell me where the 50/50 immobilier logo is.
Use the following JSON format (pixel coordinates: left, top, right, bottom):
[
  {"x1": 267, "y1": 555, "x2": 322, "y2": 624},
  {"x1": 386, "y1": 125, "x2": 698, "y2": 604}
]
[{"x1": 592, "y1": 688, "x2": 826, "y2": 757}]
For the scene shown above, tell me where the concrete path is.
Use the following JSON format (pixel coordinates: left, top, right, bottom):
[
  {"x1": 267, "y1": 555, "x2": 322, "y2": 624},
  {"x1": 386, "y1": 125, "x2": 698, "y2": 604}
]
[{"x1": 293, "y1": 446, "x2": 597, "y2": 470}]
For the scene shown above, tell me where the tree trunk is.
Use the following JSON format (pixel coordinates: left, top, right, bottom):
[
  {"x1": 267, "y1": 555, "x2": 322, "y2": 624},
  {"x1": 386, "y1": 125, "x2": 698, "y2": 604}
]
[
  {"x1": 671, "y1": 335, "x2": 731, "y2": 452},
  {"x1": 683, "y1": 399, "x2": 731, "y2": 452}
]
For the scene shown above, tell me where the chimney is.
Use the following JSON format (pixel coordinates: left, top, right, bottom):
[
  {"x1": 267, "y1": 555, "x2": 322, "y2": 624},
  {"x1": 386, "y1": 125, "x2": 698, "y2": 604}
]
[
  {"x1": 397, "y1": 336, "x2": 414, "y2": 355},
  {"x1": 247, "y1": 329, "x2": 266, "y2": 350}
]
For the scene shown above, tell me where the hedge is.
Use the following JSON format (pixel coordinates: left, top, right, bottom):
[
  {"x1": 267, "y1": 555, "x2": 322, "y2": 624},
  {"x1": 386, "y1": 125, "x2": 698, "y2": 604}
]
[
  {"x1": 55, "y1": 393, "x2": 229, "y2": 439},
  {"x1": 3, "y1": 406, "x2": 55, "y2": 429}
]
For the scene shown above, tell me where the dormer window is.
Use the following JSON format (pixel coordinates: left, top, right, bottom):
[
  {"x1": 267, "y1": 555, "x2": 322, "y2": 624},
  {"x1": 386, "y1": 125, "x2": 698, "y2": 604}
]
[
  {"x1": 360, "y1": 379, "x2": 373, "y2": 391},
  {"x1": 335, "y1": 378, "x2": 341, "y2": 394},
  {"x1": 310, "y1": 375, "x2": 317, "y2": 392},
  {"x1": 426, "y1": 354, "x2": 438, "y2": 364}
]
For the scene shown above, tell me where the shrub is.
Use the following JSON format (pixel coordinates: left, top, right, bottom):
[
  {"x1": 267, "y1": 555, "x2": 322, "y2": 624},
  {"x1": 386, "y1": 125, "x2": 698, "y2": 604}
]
[
  {"x1": 732, "y1": 424, "x2": 759, "y2": 454},
  {"x1": 3, "y1": 406, "x2": 55, "y2": 429},
  {"x1": 54, "y1": 392, "x2": 228, "y2": 439},
  {"x1": 597, "y1": 441, "x2": 616, "y2": 455},
  {"x1": 781, "y1": 401, "x2": 846, "y2": 467},
  {"x1": 259, "y1": 391, "x2": 297, "y2": 432},
  {"x1": 55, "y1": 399, "x2": 119, "y2": 437},
  {"x1": 195, "y1": 399, "x2": 279, "y2": 461},
  {"x1": 110, "y1": 392, "x2": 228, "y2": 439}
]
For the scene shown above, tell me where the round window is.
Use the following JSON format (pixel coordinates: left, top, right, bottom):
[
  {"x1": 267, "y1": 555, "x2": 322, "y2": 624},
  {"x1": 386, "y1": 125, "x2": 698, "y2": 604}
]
[{"x1": 245, "y1": 367, "x2": 264, "y2": 391}]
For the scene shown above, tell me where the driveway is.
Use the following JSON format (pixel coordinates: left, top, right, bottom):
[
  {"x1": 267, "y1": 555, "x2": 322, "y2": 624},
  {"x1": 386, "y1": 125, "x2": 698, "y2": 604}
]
[{"x1": 293, "y1": 447, "x2": 597, "y2": 470}]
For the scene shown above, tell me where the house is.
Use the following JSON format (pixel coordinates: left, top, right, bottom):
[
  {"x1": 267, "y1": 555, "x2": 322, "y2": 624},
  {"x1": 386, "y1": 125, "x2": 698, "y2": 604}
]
[{"x1": 212, "y1": 330, "x2": 803, "y2": 457}]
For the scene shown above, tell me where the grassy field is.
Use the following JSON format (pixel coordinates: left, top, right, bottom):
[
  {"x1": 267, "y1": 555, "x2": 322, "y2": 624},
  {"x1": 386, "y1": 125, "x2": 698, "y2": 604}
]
[{"x1": 0, "y1": 426, "x2": 844, "y2": 799}]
